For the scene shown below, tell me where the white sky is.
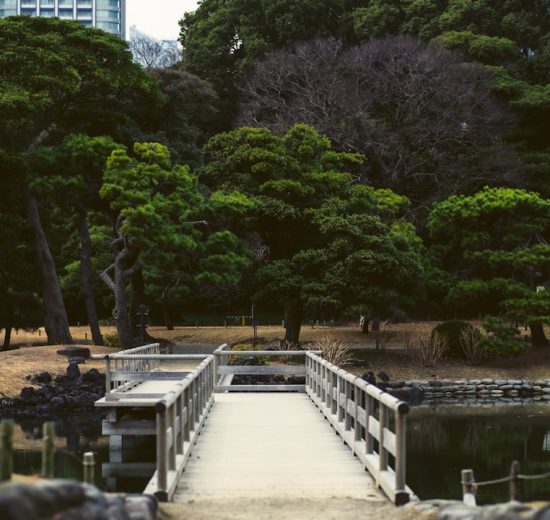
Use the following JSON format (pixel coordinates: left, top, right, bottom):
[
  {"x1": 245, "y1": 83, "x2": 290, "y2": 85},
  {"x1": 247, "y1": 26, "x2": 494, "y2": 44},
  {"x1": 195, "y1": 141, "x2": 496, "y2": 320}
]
[{"x1": 127, "y1": 0, "x2": 199, "y2": 41}]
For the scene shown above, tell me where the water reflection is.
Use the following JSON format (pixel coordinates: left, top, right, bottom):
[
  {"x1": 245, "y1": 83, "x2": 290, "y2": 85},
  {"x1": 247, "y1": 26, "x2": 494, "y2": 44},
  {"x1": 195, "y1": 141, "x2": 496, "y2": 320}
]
[
  {"x1": 1, "y1": 414, "x2": 108, "y2": 487},
  {"x1": 408, "y1": 404, "x2": 550, "y2": 503},
  {"x1": 5, "y1": 404, "x2": 550, "y2": 503}
]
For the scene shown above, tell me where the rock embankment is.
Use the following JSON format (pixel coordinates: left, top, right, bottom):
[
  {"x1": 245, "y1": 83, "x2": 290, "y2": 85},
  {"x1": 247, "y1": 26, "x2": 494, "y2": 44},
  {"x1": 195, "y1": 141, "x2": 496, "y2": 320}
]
[
  {"x1": 404, "y1": 499, "x2": 550, "y2": 519},
  {"x1": 0, "y1": 479, "x2": 157, "y2": 520},
  {"x1": 0, "y1": 363, "x2": 105, "y2": 418},
  {"x1": 362, "y1": 374, "x2": 550, "y2": 405}
]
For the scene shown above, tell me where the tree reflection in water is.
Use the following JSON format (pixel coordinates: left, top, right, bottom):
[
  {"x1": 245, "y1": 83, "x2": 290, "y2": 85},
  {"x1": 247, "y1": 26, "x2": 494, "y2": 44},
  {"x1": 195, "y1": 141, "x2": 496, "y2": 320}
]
[{"x1": 408, "y1": 405, "x2": 550, "y2": 503}]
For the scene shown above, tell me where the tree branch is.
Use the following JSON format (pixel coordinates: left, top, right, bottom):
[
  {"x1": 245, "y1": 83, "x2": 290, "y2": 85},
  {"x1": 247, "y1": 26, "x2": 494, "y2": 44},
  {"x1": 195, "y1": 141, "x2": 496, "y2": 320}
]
[{"x1": 100, "y1": 264, "x2": 115, "y2": 291}]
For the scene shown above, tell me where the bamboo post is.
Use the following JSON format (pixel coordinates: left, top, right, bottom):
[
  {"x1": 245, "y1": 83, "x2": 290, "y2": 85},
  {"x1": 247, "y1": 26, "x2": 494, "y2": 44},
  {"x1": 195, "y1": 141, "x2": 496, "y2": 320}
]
[
  {"x1": 0, "y1": 421, "x2": 13, "y2": 481},
  {"x1": 83, "y1": 452, "x2": 95, "y2": 484},
  {"x1": 41, "y1": 421, "x2": 55, "y2": 478},
  {"x1": 510, "y1": 460, "x2": 522, "y2": 501}
]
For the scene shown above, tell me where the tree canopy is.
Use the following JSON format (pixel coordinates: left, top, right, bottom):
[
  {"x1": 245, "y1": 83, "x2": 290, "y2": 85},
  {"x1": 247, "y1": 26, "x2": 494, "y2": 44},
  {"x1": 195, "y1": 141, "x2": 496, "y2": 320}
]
[
  {"x1": 427, "y1": 186, "x2": 550, "y2": 349},
  {"x1": 201, "y1": 124, "x2": 421, "y2": 342}
]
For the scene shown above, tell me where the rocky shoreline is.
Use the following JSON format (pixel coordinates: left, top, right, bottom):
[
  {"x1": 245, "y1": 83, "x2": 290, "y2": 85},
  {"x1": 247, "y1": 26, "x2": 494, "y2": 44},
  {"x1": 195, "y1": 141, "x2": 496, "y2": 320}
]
[
  {"x1": 0, "y1": 362, "x2": 105, "y2": 419},
  {"x1": 0, "y1": 479, "x2": 157, "y2": 520},
  {"x1": 367, "y1": 375, "x2": 550, "y2": 405},
  {"x1": 404, "y1": 499, "x2": 550, "y2": 520}
]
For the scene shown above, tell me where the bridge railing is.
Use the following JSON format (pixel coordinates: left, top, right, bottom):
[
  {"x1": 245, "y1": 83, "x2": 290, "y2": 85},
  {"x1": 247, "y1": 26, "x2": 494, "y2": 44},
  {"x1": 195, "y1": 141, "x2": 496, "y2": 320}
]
[
  {"x1": 305, "y1": 352, "x2": 411, "y2": 505},
  {"x1": 213, "y1": 348, "x2": 320, "y2": 392},
  {"x1": 92, "y1": 343, "x2": 208, "y2": 399},
  {"x1": 144, "y1": 355, "x2": 215, "y2": 501}
]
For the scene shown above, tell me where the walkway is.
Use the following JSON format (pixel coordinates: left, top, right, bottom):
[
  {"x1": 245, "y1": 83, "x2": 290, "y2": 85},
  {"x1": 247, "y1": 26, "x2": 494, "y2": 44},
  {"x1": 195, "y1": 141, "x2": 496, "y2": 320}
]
[{"x1": 174, "y1": 393, "x2": 383, "y2": 502}]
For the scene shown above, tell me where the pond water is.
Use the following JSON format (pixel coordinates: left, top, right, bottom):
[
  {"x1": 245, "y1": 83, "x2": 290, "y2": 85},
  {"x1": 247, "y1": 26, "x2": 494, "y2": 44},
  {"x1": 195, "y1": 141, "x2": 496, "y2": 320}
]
[
  {"x1": 2, "y1": 414, "x2": 109, "y2": 488},
  {"x1": 3, "y1": 403, "x2": 550, "y2": 504},
  {"x1": 408, "y1": 403, "x2": 550, "y2": 503}
]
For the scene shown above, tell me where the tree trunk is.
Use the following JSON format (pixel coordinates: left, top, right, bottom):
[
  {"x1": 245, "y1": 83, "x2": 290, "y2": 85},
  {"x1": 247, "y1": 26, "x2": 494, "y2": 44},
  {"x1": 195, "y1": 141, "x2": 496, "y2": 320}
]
[
  {"x1": 130, "y1": 269, "x2": 146, "y2": 331},
  {"x1": 284, "y1": 299, "x2": 303, "y2": 344},
  {"x1": 371, "y1": 316, "x2": 380, "y2": 333},
  {"x1": 76, "y1": 211, "x2": 103, "y2": 346},
  {"x1": 2, "y1": 325, "x2": 12, "y2": 351},
  {"x1": 361, "y1": 319, "x2": 369, "y2": 334},
  {"x1": 24, "y1": 187, "x2": 73, "y2": 345},
  {"x1": 113, "y1": 257, "x2": 134, "y2": 348},
  {"x1": 530, "y1": 322, "x2": 548, "y2": 347},
  {"x1": 161, "y1": 299, "x2": 174, "y2": 330}
]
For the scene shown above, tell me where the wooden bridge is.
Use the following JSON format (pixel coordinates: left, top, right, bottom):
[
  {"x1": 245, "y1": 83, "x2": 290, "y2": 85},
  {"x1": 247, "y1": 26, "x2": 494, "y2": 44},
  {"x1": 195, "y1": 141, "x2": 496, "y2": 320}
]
[{"x1": 93, "y1": 343, "x2": 413, "y2": 507}]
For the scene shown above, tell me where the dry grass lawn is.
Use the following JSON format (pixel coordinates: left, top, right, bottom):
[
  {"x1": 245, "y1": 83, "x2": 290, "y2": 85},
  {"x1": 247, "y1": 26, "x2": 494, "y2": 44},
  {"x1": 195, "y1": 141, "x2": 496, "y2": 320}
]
[
  {"x1": 0, "y1": 344, "x2": 111, "y2": 397},
  {"x1": 1, "y1": 322, "x2": 550, "y2": 398}
]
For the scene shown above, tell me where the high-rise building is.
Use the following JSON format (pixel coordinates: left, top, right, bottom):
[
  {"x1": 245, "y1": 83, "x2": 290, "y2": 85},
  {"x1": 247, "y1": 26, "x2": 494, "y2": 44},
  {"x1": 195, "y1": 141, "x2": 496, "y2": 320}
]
[{"x1": 0, "y1": 0, "x2": 126, "y2": 39}]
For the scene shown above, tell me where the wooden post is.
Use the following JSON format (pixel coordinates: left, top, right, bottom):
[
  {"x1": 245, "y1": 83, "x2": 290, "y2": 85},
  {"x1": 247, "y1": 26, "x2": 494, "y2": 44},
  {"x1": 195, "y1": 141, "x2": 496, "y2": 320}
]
[
  {"x1": 41, "y1": 421, "x2": 55, "y2": 478},
  {"x1": 156, "y1": 404, "x2": 168, "y2": 498},
  {"x1": 461, "y1": 469, "x2": 476, "y2": 504},
  {"x1": 213, "y1": 353, "x2": 219, "y2": 390},
  {"x1": 344, "y1": 380, "x2": 352, "y2": 432},
  {"x1": 0, "y1": 421, "x2": 13, "y2": 481},
  {"x1": 83, "y1": 452, "x2": 95, "y2": 484},
  {"x1": 510, "y1": 460, "x2": 522, "y2": 501},
  {"x1": 183, "y1": 387, "x2": 190, "y2": 443},
  {"x1": 365, "y1": 395, "x2": 373, "y2": 455},
  {"x1": 354, "y1": 388, "x2": 362, "y2": 445},
  {"x1": 379, "y1": 404, "x2": 388, "y2": 473},
  {"x1": 105, "y1": 356, "x2": 111, "y2": 394},
  {"x1": 394, "y1": 404, "x2": 410, "y2": 505},
  {"x1": 337, "y1": 375, "x2": 344, "y2": 422},
  {"x1": 169, "y1": 404, "x2": 177, "y2": 471}
]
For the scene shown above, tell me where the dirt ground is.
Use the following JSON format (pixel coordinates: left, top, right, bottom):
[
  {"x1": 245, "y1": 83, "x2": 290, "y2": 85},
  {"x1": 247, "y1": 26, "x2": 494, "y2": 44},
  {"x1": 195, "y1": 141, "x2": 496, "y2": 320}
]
[
  {"x1": 0, "y1": 344, "x2": 111, "y2": 397},
  {"x1": 160, "y1": 498, "x2": 425, "y2": 520},
  {"x1": 1, "y1": 322, "x2": 549, "y2": 398}
]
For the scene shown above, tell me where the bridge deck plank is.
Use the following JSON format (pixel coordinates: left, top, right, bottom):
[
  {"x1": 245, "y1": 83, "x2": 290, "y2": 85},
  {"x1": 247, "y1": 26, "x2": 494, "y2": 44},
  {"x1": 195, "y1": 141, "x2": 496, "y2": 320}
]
[{"x1": 173, "y1": 393, "x2": 384, "y2": 503}]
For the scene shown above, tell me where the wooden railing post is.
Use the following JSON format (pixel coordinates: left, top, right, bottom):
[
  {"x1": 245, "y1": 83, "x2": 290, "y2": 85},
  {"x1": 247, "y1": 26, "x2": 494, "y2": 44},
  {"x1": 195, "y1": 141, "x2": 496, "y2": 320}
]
[
  {"x1": 394, "y1": 403, "x2": 410, "y2": 505},
  {"x1": 379, "y1": 404, "x2": 388, "y2": 473},
  {"x1": 183, "y1": 387, "x2": 190, "y2": 443},
  {"x1": 331, "y1": 372, "x2": 338, "y2": 415},
  {"x1": 365, "y1": 394, "x2": 373, "y2": 455},
  {"x1": 156, "y1": 403, "x2": 168, "y2": 501},
  {"x1": 105, "y1": 356, "x2": 111, "y2": 394},
  {"x1": 41, "y1": 421, "x2": 55, "y2": 478},
  {"x1": 337, "y1": 373, "x2": 344, "y2": 422},
  {"x1": 344, "y1": 379, "x2": 352, "y2": 432},
  {"x1": 213, "y1": 352, "x2": 219, "y2": 390},
  {"x1": 169, "y1": 402, "x2": 177, "y2": 471}
]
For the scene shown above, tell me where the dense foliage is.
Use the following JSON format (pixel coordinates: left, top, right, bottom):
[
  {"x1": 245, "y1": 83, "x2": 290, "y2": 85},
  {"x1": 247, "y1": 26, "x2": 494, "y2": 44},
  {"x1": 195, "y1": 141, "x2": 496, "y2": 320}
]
[{"x1": 0, "y1": 6, "x2": 549, "y2": 351}]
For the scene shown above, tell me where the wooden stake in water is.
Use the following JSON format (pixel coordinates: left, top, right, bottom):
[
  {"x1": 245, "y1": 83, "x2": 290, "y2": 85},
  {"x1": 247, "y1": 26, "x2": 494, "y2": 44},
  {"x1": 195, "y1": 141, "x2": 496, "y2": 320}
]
[
  {"x1": 83, "y1": 452, "x2": 95, "y2": 484},
  {"x1": 510, "y1": 460, "x2": 522, "y2": 501},
  {"x1": 41, "y1": 422, "x2": 55, "y2": 478},
  {"x1": 0, "y1": 421, "x2": 14, "y2": 481}
]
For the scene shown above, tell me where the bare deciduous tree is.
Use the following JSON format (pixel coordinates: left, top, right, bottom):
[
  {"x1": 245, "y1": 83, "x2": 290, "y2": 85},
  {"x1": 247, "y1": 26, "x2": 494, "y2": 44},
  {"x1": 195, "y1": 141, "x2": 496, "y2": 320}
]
[
  {"x1": 129, "y1": 26, "x2": 181, "y2": 69},
  {"x1": 238, "y1": 36, "x2": 523, "y2": 210}
]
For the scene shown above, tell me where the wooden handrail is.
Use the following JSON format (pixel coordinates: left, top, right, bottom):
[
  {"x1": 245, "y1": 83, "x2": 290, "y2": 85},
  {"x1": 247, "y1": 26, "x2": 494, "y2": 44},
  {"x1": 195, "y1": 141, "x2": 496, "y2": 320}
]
[
  {"x1": 305, "y1": 352, "x2": 411, "y2": 505},
  {"x1": 146, "y1": 355, "x2": 215, "y2": 501}
]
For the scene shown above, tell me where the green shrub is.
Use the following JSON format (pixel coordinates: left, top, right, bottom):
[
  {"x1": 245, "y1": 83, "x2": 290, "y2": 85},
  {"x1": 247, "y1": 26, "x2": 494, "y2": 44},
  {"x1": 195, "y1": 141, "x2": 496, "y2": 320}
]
[
  {"x1": 480, "y1": 317, "x2": 526, "y2": 356},
  {"x1": 103, "y1": 332, "x2": 121, "y2": 349},
  {"x1": 229, "y1": 343, "x2": 267, "y2": 365},
  {"x1": 431, "y1": 321, "x2": 474, "y2": 359}
]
